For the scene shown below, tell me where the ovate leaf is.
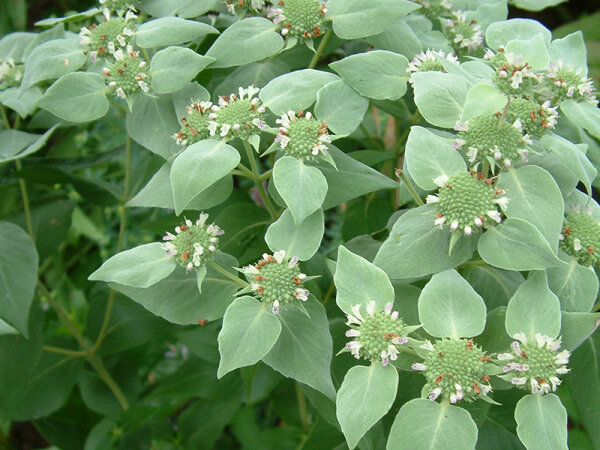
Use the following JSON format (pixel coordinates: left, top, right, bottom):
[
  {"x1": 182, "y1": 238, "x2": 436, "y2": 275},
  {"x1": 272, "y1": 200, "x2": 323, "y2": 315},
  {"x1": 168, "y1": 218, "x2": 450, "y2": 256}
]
[
  {"x1": 150, "y1": 47, "x2": 214, "y2": 94},
  {"x1": 515, "y1": 394, "x2": 568, "y2": 450},
  {"x1": 135, "y1": 17, "x2": 218, "y2": 48},
  {"x1": 560, "y1": 100, "x2": 600, "y2": 140},
  {"x1": 315, "y1": 80, "x2": 369, "y2": 136},
  {"x1": 265, "y1": 208, "x2": 324, "y2": 261},
  {"x1": 21, "y1": 38, "x2": 86, "y2": 88},
  {"x1": 547, "y1": 252, "x2": 599, "y2": 312}
]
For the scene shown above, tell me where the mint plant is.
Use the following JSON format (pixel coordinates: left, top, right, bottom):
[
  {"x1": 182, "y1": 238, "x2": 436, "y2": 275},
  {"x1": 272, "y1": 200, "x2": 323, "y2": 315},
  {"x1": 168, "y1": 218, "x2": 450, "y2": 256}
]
[{"x1": 1, "y1": 0, "x2": 600, "y2": 448}]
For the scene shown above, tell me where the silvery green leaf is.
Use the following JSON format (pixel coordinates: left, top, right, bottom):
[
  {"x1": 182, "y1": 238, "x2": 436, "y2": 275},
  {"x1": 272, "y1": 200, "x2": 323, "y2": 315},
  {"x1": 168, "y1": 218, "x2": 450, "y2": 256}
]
[
  {"x1": 412, "y1": 72, "x2": 470, "y2": 129},
  {"x1": 515, "y1": 394, "x2": 568, "y2": 450},
  {"x1": 485, "y1": 18, "x2": 551, "y2": 49},
  {"x1": 314, "y1": 80, "x2": 369, "y2": 136},
  {"x1": 135, "y1": 17, "x2": 218, "y2": 48},
  {"x1": 265, "y1": 209, "x2": 324, "y2": 261},
  {"x1": 150, "y1": 47, "x2": 214, "y2": 94}
]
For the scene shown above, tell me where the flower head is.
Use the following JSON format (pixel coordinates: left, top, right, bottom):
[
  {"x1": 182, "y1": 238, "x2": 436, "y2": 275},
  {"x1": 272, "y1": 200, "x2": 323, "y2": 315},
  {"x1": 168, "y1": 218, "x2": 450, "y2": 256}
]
[
  {"x1": 225, "y1": 0, "x2": 265, "y2": 14},
  {"x1": 173, "y1": 100, "x2": 214, "y2": 146},
  {"x1": 407, "y1": 49, "x2": 458, "y2": 78},
  {"x1": 427, "y1": 171, "x2": 507, "y2": 235},
  {"x1": 161, "y1": 213, "x2": 223, "y2": 271},
  {"x1": 243, "y1": 251, "x2": 308, "y2": 314},
  {"x1": 505, "y1": 98, "x2": 558, "y2": 138},
  {"x1": 344, "y1": 301, "x2": 409, "y2": 366},
  {"x1": 275, "y1": 110, "x2": 330, "y2": 159},
  {"x1": 486, "y1": 49, "x2": 541, "y2": 97},
  {"x1": 412, "y1": 0, "x2": 454, "y2": 20},
  {"x1": 79, "y1": 11, "x2": 136, "y2": 62},
  {"x1": 99, "y1": 0, "x2": 139, "y2": 14},
  {"x1": 208, "y1": 86, "x2": 266, "y2": 141},
  {"x1": 544, "y1": 61, "x2": 597, "y2": 105},
  {"x1": 497, "y1": 333, "x2": 570, "y2": 395},
  {"x1": 0, "y1": 58, "x2": 24, "y2": 90},
  {"x1": 413, "y1": 338, "x2": 493, "y2": 403},
  {"x1": 560, "y1": 205, "x2": 600, "y2": 267},
  {"x1": 444, "y1": 11, "x2": 484, "y2": 53},
  {"x1": 103, "y1": 46, "x2": 149, "y2": 99},
  {"x1": 268, "y1": 0, "x2": 328, "y2": 39}
]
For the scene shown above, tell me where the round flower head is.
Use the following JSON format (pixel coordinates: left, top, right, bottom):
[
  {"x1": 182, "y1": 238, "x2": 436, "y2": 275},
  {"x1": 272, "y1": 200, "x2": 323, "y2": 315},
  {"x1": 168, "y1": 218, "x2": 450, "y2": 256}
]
[
  {"x1": 497, "y1": 333, "x2": 570, "y2": 395},
  {"x1": 488, "y1": 50, "x2": 541, "y2": 97},
  {"x1": 225, "y1": 0, "x2": 265, "y2": 14},
  {"x1": 79, "y1": 11, "x2": 136, "y2": 63},
  {"x1": 454, "y1": 114, "x2": 532, "y2": 171},
  {"x1": 412, "y1": 338, "x2": 493, "y2": 403},
  {"x1": 208, "y1": 86, "x2": 266, "y2": 141},
  {"x1": 505, "y1": 98, "x2": 558, "y2": 138},
  {"x1": 275, "y1": 110, "x2": 331, "y2": 159},
  {"x1": 344, "y1": 301, "x2": 409, "y2": 367},
  {"x1": 173, "y1": 100, "x2": 214, "y2": 146},
  {"x1": 560, "y1": 205, "x2": 600, "y2": 267},
  {"x1": 0, "y1": 58, "x2": 24, "y2": 90},
  {"x1": 544, "y1": 61, "x2": 597, "y2": 105},
  {"x1": 407, "y1": 49, "x2": 458, "y2": 78},
  {"x1": 413, "y1": 0, "x2": 454, "y2": 20},
  {"x1": 243, "y1": 251, "x2": 309, "y2": 314},
  {"x1": 103, "y1": 46, "x2": 149, "y2": 100},
  {"x1": 99, "y1": 0, "x2": 139, "y2": 14},
  {"x1": 444, "y1": 12, "x2": 484, "y2": 53},
  {"x1": 268, "y1": 0, "x2": 328, "y2": 39},
  {"x1": 426, "y1": 171, "x2": 507, "y2": 235},
  {"x1": 161, "y1": 213, "x2": 224, "y2": 271}
]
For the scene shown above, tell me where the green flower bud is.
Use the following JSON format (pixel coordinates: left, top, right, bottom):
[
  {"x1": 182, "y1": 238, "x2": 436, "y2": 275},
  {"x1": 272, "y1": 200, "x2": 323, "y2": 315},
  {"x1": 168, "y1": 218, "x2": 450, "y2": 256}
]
[
  {"x1": 243, "y1": 251, "x2": 309, "y2": 314},
  {"x1": 0, "y1": 58, "x2": 24, "y2": 90},
  {"x1": 78, "y1": 11, "x2": 136, "y2": 62},
  {"x1": 275, "y1": 110, "x2": 331, "y2": 159},
  {"x1": 497, "y1": 332, "x2": 570, "y2": 395},
  {"x1": 103, "y1": 46, "x2": 150, "y2": 99},
  {"x1": 444, "y1": 12, "x2": 483, "y2": 53},
  {"x1": 173, "y1": 101, "x2": 213, "y2": 146},
  {"x1": 426, "y1": 171, "x2": 507, "y2": 235},
  {"x1": 208, "y1": 86, "x2": 266, "y2": 141},
  {"x1": 269, "y1": 0, "x2": 328, "y2": 39},
  {"x1": 344, "y1": 301, "x2": 409, "y2": 366},
  {"x1": 505, "y1": 98, "x2": 558, "y2": 138},
  {"x1": 560, "y1": 205, "x2": 600, "y2": 267},
  {"x1": 161, "y1": 213, "x2": 224, "y2": 271},
  {"x1": 412, "y1": 338, "x2": 493, "y2": 403}
]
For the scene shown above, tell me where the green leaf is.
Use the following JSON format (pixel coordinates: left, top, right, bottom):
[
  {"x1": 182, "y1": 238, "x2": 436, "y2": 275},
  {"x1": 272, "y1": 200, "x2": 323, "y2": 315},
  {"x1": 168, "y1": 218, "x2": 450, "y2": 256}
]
[
  {"x1": 262, "y1": 296, "x2": 336, "y2": 399},
  {"x1": 273, "y1": 156, "x2": 327, "y2": 225},
  {"x1": 329, "y1": 51, "x2": 409, "y2": 101},
  {"x1": 265, "y1": 208, "x2": 324, "y2": 261},
  {"x1": 550, "y1": 31, "x2": 587, "y2": 75},
  {"x1": 0, "y1": 126, "x2": 56, "y2": 162},
  {"x1": 515, "y1": 394, "x2": 568, "y2": 450},
  {"x1": 36, "y1": 72, "x2": 108, "y2": 123},
  {"x1": 88, "y1": 242, "x2": 176, "y2": 288},
  {"x1": 178, "y1": 398, "x2": 241, "y2": 449},
  {"x1": 412, "y1": 71, "x2": 470, "y2": 128},
  {"x1": 485, "y1": 19, "x2": 551, "y2": 50},
  {"x1": 478, "y1": 218, "x2": 562, "y2": 271},
  {"x1": 404, "y1": 126, "x2": 466, "y2": 191},
  {"x1": 510, "y1": 0, "x2": 566, "y2": 12},
  {"x1": 0, "y1": 85, "x2": 43, "y2": 118},
  {"x1": 418, "y1": 269, "x2": 487, "y2": 338},
  {"x1": 138, "y1": 0, "x2": 219, "y2": 18},
  {"x1": 461, "y1": 84, "x2": 508, "y2": 122},
  {"x1": 547, "y1": 253, "x2": 599, "y2": 313},
  {"x1": 560, "y1": 100, "x2": 600, "y2": 140},
  {"x1": 505, "y1": 271, "x2": 561, "y2": 339},
  {"x1": 387, "y1": 398, "x2": 478, "y2": 450},
  {"x1": 206, "y1": 17, "x2": 283, "y2": 68},
  {"x1": 312, "y1": 146, "x2": 399, "y2": 209},
  {"x1": 374, "y1": 205, "x2": 476, "y2": 280},
  {"x1": 259, "y1": 69, "x2": 339, "y2": 116},
  {"x1": 135, "y1": 17, "x2": 218, "y2": 48},
  {"x1": 462, "y1": 265, "x2": 525, "y2": 311},
  {"x1": 110, "y1": 253, "x2": 240, "y2": 324},
  {"x1": 560, "y1": 312, "x2": 600, "y2": 351},
  {"x1": 150, "y1": 47, "x2": 214, "y2": 94},
  {"x1": 218, "y1": 296, "x2": 282, "y2": 378},
  {"x1": 171, "y1": 140, "x2": 240, "y2": 215},
  {"x1": 0, "y1": 222, "x2": 38, "y2": 337},
  {"x1": 21, "y1": 38, "x2": 85, "y2": 88},
  {"x1": 336, "y1": 364, "x2": 398, "y2": 449},
  {"x1": 327, "y1": 0, "x2": 419, "y2": 39},
  {"x1": 0, "y1": 31, "x2": 37, "y2": 61},
  {"x1": 334, "y1": 246, "x2": 394, "y2": 317},
  {"x1": 126, "y1": 94, "x2": 181, "y2": 160},
  {"x1": 497, "y1": 166, "x2": 564, "y2": 253},
  {"x1": 505, "y1": 34, "x2": 549, "y2": 71},
  {"x1": 314, "y1": 80, "x2": 369, "y2": 136}
]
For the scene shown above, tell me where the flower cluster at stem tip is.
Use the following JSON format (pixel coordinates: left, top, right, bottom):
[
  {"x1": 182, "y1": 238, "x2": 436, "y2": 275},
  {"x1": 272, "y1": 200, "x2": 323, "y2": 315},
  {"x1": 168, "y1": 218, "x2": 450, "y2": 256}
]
[
  {"x1": 412, "y1": 338, "x2": 493, "y2": 403},
  {"x1": 497, "y1": 333, "x2": 570, "y2": 395},
  {"x1": 79, "y1": 10, "x2": 137, "y2": 63},
  {"x1": 344, "y1": 301, "x2": 409, "y2": 366},
  {"x1": 243, "y1": 251, "x2": 309, "y2": 314},
  {"x1": 426, "y1": 171, "x2": 508, "y2": 236},
  {"x1": 208, "y1": 86, "x2": 267, "y2": 141},
  {"x1": 444, "y1": 11, "x2": 484, "y2": 53},
  {"x1": 161, "y1": 213, "x2": 224, "y2": 271},
  {"x1": 102, "y1": 45, "x2": 149, "y2": 99},
  {"x1": 560, "y1": 204, "x2": 600, "y2": 267},
  {"x1": 225, "y1": 0, "x2": 265, "y2": 15},
  {"x1": 0, "y1": 58, "x2": 23, "y2": 90},
  {"x1": 275, "y1": 110, "x2": 331, "y2": 159},
  {"x1": 407, "y1": 49, "x2": 458, "y2": 78},
  {"x1": 485, "y1": 48, "x2": 541, "y2": 97},
  {"x1": 99, "y1": 0, "x2": 139, "y2": 14},
  {"x1": 173, "y1": 101, "x2": 213, "y2": 146},
  {"x1": 545, "y1": 61, "x2": 597, "y2": 105},
  {"x1": 268, "y1": 0, "x2": 328, "y2": 39}
]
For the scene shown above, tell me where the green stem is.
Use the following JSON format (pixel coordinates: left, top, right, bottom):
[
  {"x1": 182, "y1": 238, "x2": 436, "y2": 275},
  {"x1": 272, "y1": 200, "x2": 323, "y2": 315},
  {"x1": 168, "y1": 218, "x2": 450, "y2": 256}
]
[
  {"x1": 15, "y1": 159, "x2": 34, "y2": 239},
  {"x1": 295, "y1": 382, "x2": 311, "y2": 432},
  {"x1": 259, "y1": 168, "x2": 273, "y2": 183},
  {"x1": 308, "y1": 28, "x2": 333, "y2": 69},
  {"x1": 397, "y1": 170, "x2": 424, "y2": 206},
  {"x1": 321, "y1": 281, "x2": 335, "y2": 306},
  {"x1": 207, "y1": 260, "x2": 248, "y2": 287},
  {"x1": 38, "y1": 282, "x2": 130, "y2": 410},
  {"x1": 498, "y1": 98, "x2": 510, "y2": 129},
  {"x1": 0, "y1": 105, "x2": 10, "y2": 129},
  {"x1": 42, "y1": 345, "x2": 86, "y2": 357},
  {"x1": 236, "y1": 162, "x2": 255, "y2": 180},
  {"x1": 360, "y1": 123, "x2": 385, "y2": 151},
  {"x1": 243, "y1": 140, "x2": 278, "y2": 220}
]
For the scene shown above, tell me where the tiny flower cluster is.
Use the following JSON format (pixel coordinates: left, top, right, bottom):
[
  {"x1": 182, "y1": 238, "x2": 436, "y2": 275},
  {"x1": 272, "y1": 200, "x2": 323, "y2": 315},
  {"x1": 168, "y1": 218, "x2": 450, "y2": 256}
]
[
  {"x1": 407, "y1": 49, "x2": 458, "y2": 77},
  {"x1": 99, "y1": 0, "x2": 138, "y2": 15},
  {"x1": 413, "y1": 0, "x2": 454, "y2": 20},
  {"x1": 208, "y1": 86, "x2": 267, "y2": 141},
  {"x1": 505, "y1": 98, "x2": 558, "y2": 138},
  {"x1": 275, "y1": 110, "x2": 331, "y2": 159},
  {"x1": 412, "y1": 338, "x2": 493, "y2": 403},
  {"x1": 344, "y1": 301, "x2": 409, "y2": 366},
  {"x1": 102, "y1": 45, "x2": 149, "y2": 99},
  {"x1": 243, "y1": 251, "x2": 309, "y2": 314},
  {"x1": 485, "y1": 48, "x2": 541, "y2": 96},
  {"x1": 268, "y1": 0, "x2": 328, "y2": 39},
  {"x1": 162, "y1": 213, "x2": 224, "y2": 271},
  {"x1": 444, "y1": 12, "x2": 484, "y2": 53},
  {"x1": 426, "y1": 171, "x2": 508, "y2": 236},
  {"x1": 225, "y1": 0, "x2": 265, "y2": 15},
  {"x1": 173, "y1": 101, "x2": 213, "y2": 146},
  {"x1": 560, "y1": 205, "x2": 600, "y2": 267},
  {"x1": 544, "y1": 61, "x2": 597, "y2": 105},
  {"x1": 0, "y1": 58, "x2": 23, "y2": 90},
  {"x1": 497, "y1": 333, "x2": 570, "y2": 395},
  {"x1": 79, "y1": 10, "x2": 136, "y2": 63}
]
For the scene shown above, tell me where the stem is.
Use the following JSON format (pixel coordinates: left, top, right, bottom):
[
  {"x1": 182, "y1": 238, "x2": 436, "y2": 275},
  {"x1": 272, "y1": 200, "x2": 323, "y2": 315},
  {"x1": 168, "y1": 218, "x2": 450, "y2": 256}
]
[
  {"x1": 243, "y1": 140, "x2": 278, "y2": 220},
  {"x1": 0, "y1": 105, "x2": 10, "y2": 128},
  {"x1": 498, "y1": 98, "x2": 511, "y2": 129},
  {"x1": 15, "y1": 159, "x2": 34, "y2": 239},
  {"x1": 321, "y1": 281, "x2": 335, "y2": 306},
  {"x1": 259, "y1": 168, "x2": 273, "y2": 183},
  {"x1": 236, "y1": 162, "x2": 255, "y2": 180},
  {"x1": 38, "y1": 282, "x2": 130, "y2": 410},
  {"x1": 42, "y1": 345, "x2": 86, "y2": 357},
  {"x1": 207, "y1": 260, "x2": 248, "y2": 287},
  {"x1": 295, "y1": 382, "x2": 311, "y2": 432},
  {"x1": 308, "y1": 29, "x2": 333, "y2": 69},
  {"x1": 359, "y1": 123, "x2": 385, "y2": 151},
  {"x1": 397, "y1": 170, "x2": 424, "y2": 206}
]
